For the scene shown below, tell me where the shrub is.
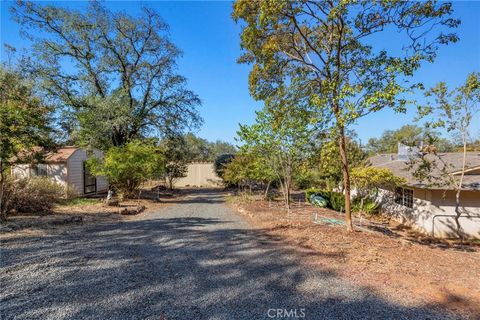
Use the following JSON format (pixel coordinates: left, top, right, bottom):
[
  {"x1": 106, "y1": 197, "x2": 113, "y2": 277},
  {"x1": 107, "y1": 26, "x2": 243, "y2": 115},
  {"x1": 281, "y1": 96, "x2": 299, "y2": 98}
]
[
  {"x1": 352, "y1": 197, "x2": 380, "y2": 215},
  {"x1": 6, "y1": 177, "x2": 65, "y2": 215},
  {"x1": 305, "y1": 188, "x2": 325, "y2": 203},
  {"x1": 329, "y1": 192, "x2": 345, "y2": 211},
  {"x1": 305, "y1": 188, "x2": 345, "y2": 211},
  {"x1": 87, "y1": 141, "x2": 164, "y2": 198}
]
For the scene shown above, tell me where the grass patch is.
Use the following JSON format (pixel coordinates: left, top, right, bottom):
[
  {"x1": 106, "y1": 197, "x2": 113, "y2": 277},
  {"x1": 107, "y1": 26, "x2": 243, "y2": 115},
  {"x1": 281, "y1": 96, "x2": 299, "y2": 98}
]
[{"x1": 59, "y1": 198, "x2": 100, "y2": 206}]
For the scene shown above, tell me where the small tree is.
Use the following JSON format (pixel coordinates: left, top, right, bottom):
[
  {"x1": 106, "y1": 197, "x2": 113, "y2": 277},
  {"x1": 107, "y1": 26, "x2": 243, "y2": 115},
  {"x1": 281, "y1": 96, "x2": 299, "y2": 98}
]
[
  {"x1": 223, "y1": 152, "x2": 276, "y2": 198},
  {"x1": 350, "y1": 167, "x2": 405, "y2": 211},
  {"x1": 87, "y1": 141, "x2": 164, "y2": 198},
  {"x1": 0, "y1": 66, "x2": 53, "y2": 221},
  {"x1": 414, "y1": 72, "x2": 480, "y2": 238},
  {"x1": 161, "y1": 135, "x2": 189, "y2": 189},
  {"x1": 214, "y1": 154, "x2": 235, "y2": 182},
  {"x1": 237, "y1": 95, "x2": 313, "y2": 210}
]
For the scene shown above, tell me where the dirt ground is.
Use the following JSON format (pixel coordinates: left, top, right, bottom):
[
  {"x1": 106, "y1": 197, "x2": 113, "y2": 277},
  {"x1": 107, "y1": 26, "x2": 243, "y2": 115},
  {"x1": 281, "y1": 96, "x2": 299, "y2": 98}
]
[
  {"x1": 0, "y1": 187, "x2": 184, "y2": 234},
  {"x1": 229, "y1": 195, "x2": 480, "y2": 318}
]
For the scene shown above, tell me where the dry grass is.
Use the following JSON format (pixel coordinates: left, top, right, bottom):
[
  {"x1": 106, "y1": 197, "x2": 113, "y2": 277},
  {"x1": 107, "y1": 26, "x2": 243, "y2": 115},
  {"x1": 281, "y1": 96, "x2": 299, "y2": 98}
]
[{"x1": 229, "y1": 194, "x2": 480, "y2": 318}]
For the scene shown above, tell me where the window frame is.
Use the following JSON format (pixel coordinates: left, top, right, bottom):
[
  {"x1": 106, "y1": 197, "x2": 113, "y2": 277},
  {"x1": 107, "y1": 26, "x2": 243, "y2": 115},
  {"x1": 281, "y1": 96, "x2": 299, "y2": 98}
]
[
  {"x1": 394, "y1": 187, "x2": 414, "y2": 208},
  {"x1": 31, "y1": 163, "x2": 48, "y2": 177}
]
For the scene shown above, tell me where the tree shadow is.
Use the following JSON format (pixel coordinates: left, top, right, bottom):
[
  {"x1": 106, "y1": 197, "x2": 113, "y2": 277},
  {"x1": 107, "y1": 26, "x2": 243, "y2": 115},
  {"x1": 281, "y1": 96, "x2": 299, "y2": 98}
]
[{"x1": 1, "y1": 216, "x2": 462, "y2": 319}]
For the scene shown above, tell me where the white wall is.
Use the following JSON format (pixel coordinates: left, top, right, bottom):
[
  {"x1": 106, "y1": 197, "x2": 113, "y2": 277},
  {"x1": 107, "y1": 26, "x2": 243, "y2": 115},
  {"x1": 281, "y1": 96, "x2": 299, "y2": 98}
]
[
  {"x1": 47, "y1": 164, "x2": 67, "y2": 186},
  {"x1": 11, "y1": 164, "x2": 30, "y2": 179},
  {"x1": 67, "y1": 149, "x2": 108, "y2": 195},
  {"x1": 12, "y1": 163, "x2": 66, "y2": 185},
  {"x1": 378, "y1": 188, "x2": 480, "y2": 239}
]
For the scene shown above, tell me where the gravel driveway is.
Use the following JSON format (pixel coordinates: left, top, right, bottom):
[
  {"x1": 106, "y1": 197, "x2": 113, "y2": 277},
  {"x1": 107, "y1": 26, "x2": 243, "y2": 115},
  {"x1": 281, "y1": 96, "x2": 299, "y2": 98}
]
[{"x1": 1, "y1": 190, "x2": 457, "y2": 320}]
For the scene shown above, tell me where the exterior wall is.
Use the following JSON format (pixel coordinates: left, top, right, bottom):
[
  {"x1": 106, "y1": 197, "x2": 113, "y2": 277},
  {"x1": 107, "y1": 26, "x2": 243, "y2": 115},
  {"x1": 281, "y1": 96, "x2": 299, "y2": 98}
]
[
  {"x1": 67, "y1": 149, "x2": 108, "y2": 195},
  {"x1": 47, "y1": 164, "x2": 67, "y2": 186},
  {"x1": 378, "y1": 187, "x2": 480, "y2": 239},
  {"x1": 173, "y1": 162, "x2": 222, "y2": 188},
  {"x1": 11, "y1": 164, "x2": 30, "y2": 179},
  {"x1": 12, "y1": 163, "x2": 66, "y2": 185}
]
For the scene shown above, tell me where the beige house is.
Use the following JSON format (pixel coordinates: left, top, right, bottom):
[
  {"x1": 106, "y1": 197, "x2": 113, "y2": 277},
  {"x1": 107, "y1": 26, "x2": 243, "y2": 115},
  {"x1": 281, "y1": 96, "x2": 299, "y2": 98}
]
[
  {"x1": 11, "y1": 147, "x2": 108, "y2": 196},
  {"x1": 368, "y1": 145, "x2": 480, "y2": 239},
  {"x1": 173, "y1": 162, "x2": 222, "y2": 188}
]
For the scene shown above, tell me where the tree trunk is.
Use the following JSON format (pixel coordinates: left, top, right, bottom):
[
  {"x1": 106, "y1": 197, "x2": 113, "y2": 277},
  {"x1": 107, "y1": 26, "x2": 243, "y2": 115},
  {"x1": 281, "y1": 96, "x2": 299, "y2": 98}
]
[
  {"x1": 338, "y1": 125, "x2": 354, "y2": 232},
  {"x1": 263, "y1": 181, "x2": 271, "y2": 200},
  {"x1": 0, "y1": 159, "x2": 6, "y2": 222},
  {"x1": 454, "y1": 134, "x2": 468, "y2": 241}
]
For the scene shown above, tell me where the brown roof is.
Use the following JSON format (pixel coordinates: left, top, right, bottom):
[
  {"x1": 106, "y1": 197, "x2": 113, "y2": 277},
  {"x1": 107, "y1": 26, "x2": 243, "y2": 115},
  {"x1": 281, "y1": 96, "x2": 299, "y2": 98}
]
[
  {"x1": 14, "y1": 146, "x2": 79, "y2": 164},
  {"x1": 367, "y1": 152, "x2": 480, "y2": 191},
  {"x1": 44, "y1": 147, "x2": 78, "y2": 163}
]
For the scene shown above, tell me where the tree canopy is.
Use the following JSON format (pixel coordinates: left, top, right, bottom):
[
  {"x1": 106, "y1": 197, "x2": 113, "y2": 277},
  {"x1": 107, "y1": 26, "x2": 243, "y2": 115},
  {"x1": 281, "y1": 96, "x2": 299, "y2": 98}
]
[
  {"x1": 365, "y1": 125, "x2": 454, "y2": 155},
  {"x1": 0, "y1": 66, "x2": 53, "y2": 220},
  {"x1": 12, "y1": 1, "x2": 201, "y2": 149},
  {"x1": 233, "y1": 0, "x2": 459, "y2": 230}
]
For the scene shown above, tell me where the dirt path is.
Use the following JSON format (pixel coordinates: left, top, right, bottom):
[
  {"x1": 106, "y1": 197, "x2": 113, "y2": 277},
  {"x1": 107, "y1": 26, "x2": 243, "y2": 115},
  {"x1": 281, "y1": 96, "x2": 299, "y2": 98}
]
[{"x1": 0, "y1": 190, "x2": 460, "y2": 319}]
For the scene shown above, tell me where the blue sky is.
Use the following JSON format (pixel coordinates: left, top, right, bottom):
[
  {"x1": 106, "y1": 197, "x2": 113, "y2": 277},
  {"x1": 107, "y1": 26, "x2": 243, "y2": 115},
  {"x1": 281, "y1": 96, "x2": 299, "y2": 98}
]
[{"x1": 1, "y1": 1, "x2": 479, "y2": 145}]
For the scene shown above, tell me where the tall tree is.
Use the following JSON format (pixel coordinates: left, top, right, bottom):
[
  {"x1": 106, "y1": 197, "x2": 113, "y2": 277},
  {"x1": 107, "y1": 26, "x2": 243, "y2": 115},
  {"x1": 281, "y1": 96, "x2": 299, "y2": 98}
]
[
  {"x1": 0, "y1": 66, "x2": 53, "y2": 221},
  {"x1": 11, "y1": 1, "x2": 201, "y2": 149},
  {"x1": 233, "y1": 0, "x2": 459, "y2": 231}
]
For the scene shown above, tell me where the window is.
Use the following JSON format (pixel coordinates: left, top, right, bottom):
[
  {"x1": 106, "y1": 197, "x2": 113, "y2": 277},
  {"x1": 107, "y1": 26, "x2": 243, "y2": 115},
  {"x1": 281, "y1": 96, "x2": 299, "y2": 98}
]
[
  {"x1": 83, "y1": 162, "x2": 96, "y2": 194},
  {"x1": 395, "y1": 187, "x2": 414, "y2": 208},
  {"x1": 31, "y1": 164, "x2": 48, "y2": 177}
]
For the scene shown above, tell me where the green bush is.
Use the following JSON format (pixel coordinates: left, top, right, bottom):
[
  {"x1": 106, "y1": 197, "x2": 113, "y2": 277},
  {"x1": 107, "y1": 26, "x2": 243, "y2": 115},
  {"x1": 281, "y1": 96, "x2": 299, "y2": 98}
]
[
  {"x1": 305, "y1": 188, "x2": 345, "y2": 211},
  {"x1": 305, "y1": 188, "x2": 329, "y2": 203},
  {"x1": 352, "y1": 197, "x2": 380, "y2": 215},
  {"x1": 6, "y1": 177, "x2": 65, "y2": 215},
  {"x1": 329, "y1": 192, "x2": 345, "y2": 211},
  {"x1": 87, "y1": 141, "x2": 164, "y2": 198}
]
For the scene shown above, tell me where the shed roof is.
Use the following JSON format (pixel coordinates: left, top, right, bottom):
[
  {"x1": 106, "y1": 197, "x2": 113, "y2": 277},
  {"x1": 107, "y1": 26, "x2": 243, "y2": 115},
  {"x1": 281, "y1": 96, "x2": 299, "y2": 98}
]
[
  {"x1": 43, "y1": 147, "x2": 79, "y2": 163},
  {"x1": 367, "y1": 152, "x2": 480, "y2": 191},
  {"x1": 14, "y1": 146, "x2": 80, "y2": 164}
]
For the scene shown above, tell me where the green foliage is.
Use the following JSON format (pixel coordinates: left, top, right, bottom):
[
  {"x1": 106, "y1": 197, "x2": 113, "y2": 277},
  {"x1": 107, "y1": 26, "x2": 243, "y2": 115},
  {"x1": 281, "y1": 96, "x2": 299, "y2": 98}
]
[
  {"x1": 160, "y1": 135, "x2": 189, "y2": 189},
  {"x1": 184, "y1": 133, "x2": 236, "y2": 162},
  {"x1": 87, "y1": 141, "x2": 164, "y2": 197},
  {"x1": 305, "y1": 188, "x2": 345, "y2": 212},
  {"x1": 214, "y1": 154, "x2": 235, "y2": 181},
  {"x1": 236, "y1": 87, "x2": 314, "y2": 209},
  {"x1": 233, "y1": 0, "x2": 459, "y2": 228},
  {"x1": 329, "y1": 192, "x2": 346, "y2": 212},
  {"x1": 12, "y1": 1, "x2": 201, "y2": 148},
  {"x1": 350, "y1": 167, "x2": 406, "y2": 199},
  {"x1": 4, "y1": 177, "x2": 65, "y2": 215},
  {"x1": 317, "y1": 132, "x2": 367, "y2": 190},
  {"x1": 0, "y1": 66, "x2": 53, "y2": 220},
  {"x1": 222, "y1": 152, "x2": 275, "y2": 188},
  {"x1": 352, "y1": 198, "x2": 380, "y2": 215},
  {"x1": 365, "y1": 125, "x2": 454, "y2": 155}
]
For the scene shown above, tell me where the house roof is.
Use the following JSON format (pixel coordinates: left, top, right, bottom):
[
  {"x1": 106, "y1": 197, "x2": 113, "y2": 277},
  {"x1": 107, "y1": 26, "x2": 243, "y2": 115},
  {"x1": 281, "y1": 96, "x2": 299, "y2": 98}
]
[
  {"x1": 14, "y1": 146, "x2": 79, "y2": 164},
  {"x1": 367, "y1": 152, "x2": 480, "y2": 191}
]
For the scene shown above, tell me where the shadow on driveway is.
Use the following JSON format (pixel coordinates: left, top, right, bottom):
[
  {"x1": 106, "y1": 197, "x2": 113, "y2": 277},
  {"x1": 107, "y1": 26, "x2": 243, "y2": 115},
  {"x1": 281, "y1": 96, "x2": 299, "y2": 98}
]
[{"x1": 0, "y1": 193, "x2": 460, "y2": 319}]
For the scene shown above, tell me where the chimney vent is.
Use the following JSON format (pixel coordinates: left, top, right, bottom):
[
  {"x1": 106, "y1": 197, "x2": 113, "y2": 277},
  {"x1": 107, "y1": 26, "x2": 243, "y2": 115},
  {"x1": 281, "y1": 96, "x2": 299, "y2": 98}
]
[{"x1": 398, "y1": 142, "x2": 420, "y2": 161}]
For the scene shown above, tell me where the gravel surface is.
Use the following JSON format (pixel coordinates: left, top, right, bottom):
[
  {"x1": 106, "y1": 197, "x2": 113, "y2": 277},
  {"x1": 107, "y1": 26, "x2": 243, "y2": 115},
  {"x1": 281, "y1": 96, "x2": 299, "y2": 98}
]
[{"x1": 1, "y1": 190, "x2": 458, "y2": 320}]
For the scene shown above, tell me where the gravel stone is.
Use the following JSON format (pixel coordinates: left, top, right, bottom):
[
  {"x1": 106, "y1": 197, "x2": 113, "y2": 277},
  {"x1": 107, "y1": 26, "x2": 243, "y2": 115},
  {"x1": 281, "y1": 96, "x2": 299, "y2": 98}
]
[{"x1": 0, "y1": 190, "x2": 458, "y2": 319}]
